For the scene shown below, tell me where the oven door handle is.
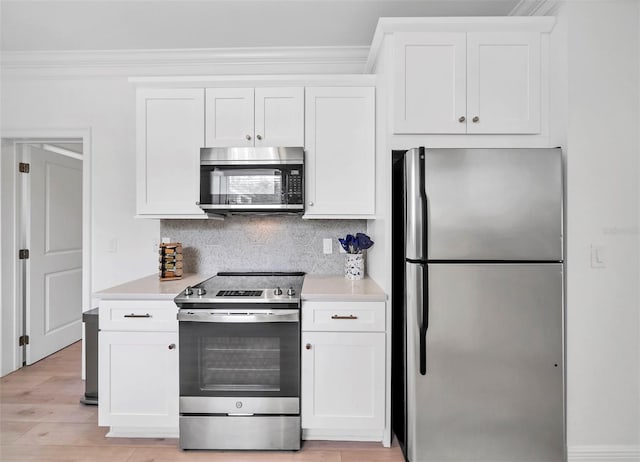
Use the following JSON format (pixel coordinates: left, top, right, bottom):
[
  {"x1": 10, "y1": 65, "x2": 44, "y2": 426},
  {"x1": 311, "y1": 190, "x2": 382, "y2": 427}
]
[{"x1": 177, "y1": 309, "x2": 299, "y2": 323}]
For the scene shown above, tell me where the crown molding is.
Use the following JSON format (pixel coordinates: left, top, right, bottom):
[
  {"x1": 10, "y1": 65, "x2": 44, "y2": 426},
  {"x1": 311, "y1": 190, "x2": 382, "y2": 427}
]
[
  {"x1": 509, "y1": 0, "x2": 560, "y2": 16},
  {"x1": 0, "y1": 46, "x2": 370, "y2": 79}
]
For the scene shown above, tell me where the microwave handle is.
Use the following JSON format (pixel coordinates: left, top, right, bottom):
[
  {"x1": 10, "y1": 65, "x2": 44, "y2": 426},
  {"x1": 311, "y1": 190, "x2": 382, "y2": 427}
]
[{"x1": 282, "y1": 172, "x2": 288, "y2": 203}]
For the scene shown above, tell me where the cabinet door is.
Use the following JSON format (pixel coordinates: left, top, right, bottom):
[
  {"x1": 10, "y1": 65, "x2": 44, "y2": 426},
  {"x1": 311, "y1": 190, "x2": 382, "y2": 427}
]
[
  {"x1": 255, "y1": 87, "x2": 304, "y2": 147},
  {"x1": 304, "y1": 87, "x2": 375, "y2": 217},
  {"x1": 136, "y1": 88, "x2": 205, "y2": 217},
  {"x1": 466, "y1": 32, "x2": 541, "y2": 134},
  {"x1": 98, "y1": 331, "x2": 178, "y2": 428},
  {"x1": 205, "y1": 88, "x2": 254, "y2": 146},
  {"x1": 301, "y1": 331, "x2": 385, "y2": 430},
  {"x1": 394, "y1": 32, "x2": 467, "y2": 134}
]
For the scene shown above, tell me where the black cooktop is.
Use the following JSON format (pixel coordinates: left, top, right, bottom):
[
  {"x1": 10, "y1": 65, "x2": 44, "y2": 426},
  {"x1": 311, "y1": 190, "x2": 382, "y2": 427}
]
[{"x1": 174, "y1": 271, "x2": 305, "y2": 306}]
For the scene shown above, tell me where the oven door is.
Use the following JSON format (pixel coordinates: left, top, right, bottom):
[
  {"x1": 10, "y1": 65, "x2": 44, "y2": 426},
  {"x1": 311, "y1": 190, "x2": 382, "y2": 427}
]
[{"x1": 179, "y1": 309, "x2": 300, "y2": 407}]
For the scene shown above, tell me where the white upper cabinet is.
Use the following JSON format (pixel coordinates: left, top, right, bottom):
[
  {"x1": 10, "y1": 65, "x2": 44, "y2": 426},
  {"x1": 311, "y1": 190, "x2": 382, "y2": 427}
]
[
  {"x1": 205, "y1": 87, "x2": 304, "y2": 147},
  {"x1": 255, "y1": 88, "x2": 305, "y2": 146},
  {"x1": 466, "y1": 32, "x2": 541, "y2": 134},
  {"x1": 304, "y1": 87, "x2": 375, "y2": 218},
  {"x1": 394, "y1": 32, "x2": 467, "y2": 134},
  {"x1": 204, "y1": 88, "x2": 254, "y2": 147},
  {"x1": 394, "y1": 31, "x2": 542, "y2": 134},
  {"x1": 136, "y1": 88, "x2": 205, "y2": 218}
]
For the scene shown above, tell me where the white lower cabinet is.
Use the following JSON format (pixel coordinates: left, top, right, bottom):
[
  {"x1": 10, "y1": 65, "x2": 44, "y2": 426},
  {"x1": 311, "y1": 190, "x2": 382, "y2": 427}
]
[
  {"x1": 98, "y1": 300, "x2": 179, "y2": 437},
  {"x1": 301, "y1": 301, "x2": 386, "y2": 441}
]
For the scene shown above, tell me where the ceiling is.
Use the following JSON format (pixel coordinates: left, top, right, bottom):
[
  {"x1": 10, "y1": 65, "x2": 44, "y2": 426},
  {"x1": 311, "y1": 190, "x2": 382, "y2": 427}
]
[{"x1": 0, "y1": 0, "x2": 537, "y2": 51}]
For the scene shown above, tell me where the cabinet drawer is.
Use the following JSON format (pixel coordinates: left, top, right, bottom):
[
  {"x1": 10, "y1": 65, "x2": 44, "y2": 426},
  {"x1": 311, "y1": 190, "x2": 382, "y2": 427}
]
[
  {"x1": 302, "y1": 301, "x2": 385, "y2": 332},
  {"x1": 99, "y1": 300, "x2": 178, "y2": 332}
]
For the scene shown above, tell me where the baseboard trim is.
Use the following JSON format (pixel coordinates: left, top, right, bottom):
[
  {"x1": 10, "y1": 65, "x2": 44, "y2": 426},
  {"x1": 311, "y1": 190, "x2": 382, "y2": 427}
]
[
  {"x1": 106, "y1": 426, "x2": 179, "y2": 438},
  {"x1": 302, "y1": 428, "x2": 383, "y2": 442},
  {"x1": 568, "y1": 445, "x2": 640, "y2": 461}
]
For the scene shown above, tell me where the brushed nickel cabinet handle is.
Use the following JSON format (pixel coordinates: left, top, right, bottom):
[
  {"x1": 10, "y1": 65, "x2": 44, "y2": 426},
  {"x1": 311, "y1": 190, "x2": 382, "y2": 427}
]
[
  {"x1": 256, "y1": 134, "x2": 262, "y2": 140},
  {"x1": 458, "y1": 116, "x2": 466, "y2": 123},
  {"x1": 124, "y1": 313, "x2": 151, "y2": 318},
  {"x1": 246, "y1": 134, "x2": 252, "y2": 140},
  {"x1": 168, "y1": 343, "x2": 176, "y2": 350},
  {"x1": 305, "y1": 344, "x2": 312, "y2": 350},
  {"x1": 472, "y1": 116, "x2": 480, "y2": 123},
  {"x1": 331, "y1": 314, "x2": 358, "y2": 320}
]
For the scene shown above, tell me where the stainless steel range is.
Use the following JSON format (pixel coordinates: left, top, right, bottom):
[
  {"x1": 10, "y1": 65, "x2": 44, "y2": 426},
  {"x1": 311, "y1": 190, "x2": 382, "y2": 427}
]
[{"x1": 174, "y1": 272, "x2": 304, "y2": 451}]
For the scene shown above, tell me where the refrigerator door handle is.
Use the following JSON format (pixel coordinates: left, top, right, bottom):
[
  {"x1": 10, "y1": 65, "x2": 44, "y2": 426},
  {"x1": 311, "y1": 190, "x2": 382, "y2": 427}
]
[
  {"x1": 405, "y1": 147, "x2": 428, "y2": 260},
  {"x1": 418, "y1": 263, "x2": 429, "y2": 375}
]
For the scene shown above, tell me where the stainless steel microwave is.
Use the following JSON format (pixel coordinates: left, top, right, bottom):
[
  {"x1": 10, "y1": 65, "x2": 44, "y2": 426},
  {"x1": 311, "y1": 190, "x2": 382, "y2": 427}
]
[{"x1": 198, "y1": 147, "x2": 304, "y2": 215}]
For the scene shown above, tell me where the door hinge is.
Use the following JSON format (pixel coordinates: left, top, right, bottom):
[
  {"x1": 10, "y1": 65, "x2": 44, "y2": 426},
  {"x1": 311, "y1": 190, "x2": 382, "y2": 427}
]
[
  {"x1": 18, "y1": 335, "x2": 30, "y2": 346},
  {"x1": 19, "y1": 249, "x2": 30, "y2": 260},
  {"x1": 19, "y1": 162, "x2": 30, "y2": 173}
]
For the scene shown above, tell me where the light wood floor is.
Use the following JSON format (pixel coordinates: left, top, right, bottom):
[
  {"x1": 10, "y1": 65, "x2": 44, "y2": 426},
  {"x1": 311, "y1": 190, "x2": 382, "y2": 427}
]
[{"x1": 0, "y1": 341, "x2": 405, "y2": 462}]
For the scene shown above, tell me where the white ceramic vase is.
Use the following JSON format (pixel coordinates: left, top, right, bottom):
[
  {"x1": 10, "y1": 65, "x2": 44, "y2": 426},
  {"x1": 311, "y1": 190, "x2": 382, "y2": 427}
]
[{"x1": 344, "y1": 253, "x2": 364, "y2": 280}]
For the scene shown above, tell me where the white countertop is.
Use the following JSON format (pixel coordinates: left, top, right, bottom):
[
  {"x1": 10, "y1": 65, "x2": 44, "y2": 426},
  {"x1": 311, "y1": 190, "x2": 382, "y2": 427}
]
[
  {"x1": 301, "y1": 274, "x2": 387, "y2": 302},
  {"x1": 95, "y1": 273, "x2": 387, "y2": 302},
  {"x1": 94, "y1": 273, "x2": 208, "y2": 300}
]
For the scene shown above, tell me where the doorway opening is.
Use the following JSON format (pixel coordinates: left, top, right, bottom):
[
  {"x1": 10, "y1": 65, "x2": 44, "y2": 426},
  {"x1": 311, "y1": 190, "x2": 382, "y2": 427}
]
[{"x1": 1, "y1": 134, "x2": 90, "y2": 375}]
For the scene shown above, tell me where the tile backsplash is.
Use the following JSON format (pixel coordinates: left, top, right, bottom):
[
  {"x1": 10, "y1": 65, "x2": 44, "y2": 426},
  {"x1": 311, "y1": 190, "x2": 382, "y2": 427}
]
[{"x1": 160, "y1": 217, "x2": 366, "y2": 276}]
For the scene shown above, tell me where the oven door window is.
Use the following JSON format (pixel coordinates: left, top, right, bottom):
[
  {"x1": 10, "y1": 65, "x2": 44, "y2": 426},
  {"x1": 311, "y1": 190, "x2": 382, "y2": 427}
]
[{"x1": 179, "y1": 321, "x2": 299, "y2": 398}]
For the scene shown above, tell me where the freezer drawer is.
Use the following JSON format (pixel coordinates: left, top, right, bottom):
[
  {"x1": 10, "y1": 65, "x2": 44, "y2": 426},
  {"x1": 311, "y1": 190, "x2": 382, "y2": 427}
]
[
  {"x1": 424, "y1": 148, "x2": 563, "y2": 261},
  {"x1": 406, "y1": 262, "x2": 564, "y2": 462}
]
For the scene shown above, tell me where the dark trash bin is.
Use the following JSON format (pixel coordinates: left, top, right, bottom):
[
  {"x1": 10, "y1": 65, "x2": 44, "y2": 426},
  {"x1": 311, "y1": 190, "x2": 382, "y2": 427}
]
[{"x1": 80, "y1": 307, "x2": 99, "y2": 405}]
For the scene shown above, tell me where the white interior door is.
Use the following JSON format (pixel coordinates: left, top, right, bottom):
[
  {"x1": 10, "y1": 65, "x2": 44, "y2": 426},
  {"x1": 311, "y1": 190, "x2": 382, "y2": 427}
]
[{"x1": 26, "y1": 145, "x2": 83, "y2": 364}]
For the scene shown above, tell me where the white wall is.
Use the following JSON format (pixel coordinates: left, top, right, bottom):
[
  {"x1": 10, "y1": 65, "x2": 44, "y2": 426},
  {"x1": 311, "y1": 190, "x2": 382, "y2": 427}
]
[
  {"x1": 0, "y1": 0, "x2": 521, "y2": 51},
  {"x1": 552, "y1": 0, "x2": 640, "y2": 457},
  {"x1": 1, "y1": 77, "x2": 160, "y2": 294}
]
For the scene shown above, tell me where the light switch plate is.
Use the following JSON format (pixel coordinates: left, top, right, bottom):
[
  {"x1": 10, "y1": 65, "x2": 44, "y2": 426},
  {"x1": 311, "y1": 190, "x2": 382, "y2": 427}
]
[{"x1": 323, "y1": 238, "x2": 332, "y2": 254}]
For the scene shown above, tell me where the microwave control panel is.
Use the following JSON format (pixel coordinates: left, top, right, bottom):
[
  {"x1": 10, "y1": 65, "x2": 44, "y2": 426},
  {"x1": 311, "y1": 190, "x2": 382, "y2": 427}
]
[{"x1": 286, "y1": 169, "x2": 303, "y2": 204}]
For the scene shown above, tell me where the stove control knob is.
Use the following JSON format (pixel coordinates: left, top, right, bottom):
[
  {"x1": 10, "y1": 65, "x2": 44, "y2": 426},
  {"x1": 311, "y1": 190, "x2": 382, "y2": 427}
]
[
  {"x1": 274, "y1": 287, "x2": 283, "y2": 296},
  {"x1": 287, "y1": 287, "x2": 295, "y2": 296},
  {"x1": 197, "y1": 287, "x2": 207, "y2": 296},
  {"x1": 184, "y1": 286, "x2": 193, "y2": 296}
]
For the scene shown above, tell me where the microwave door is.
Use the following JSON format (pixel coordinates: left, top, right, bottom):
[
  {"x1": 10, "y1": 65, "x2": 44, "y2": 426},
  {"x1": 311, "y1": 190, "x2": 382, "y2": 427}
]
[{"x1": 201, "y1": 166, "x2": 299, "y2": 210}]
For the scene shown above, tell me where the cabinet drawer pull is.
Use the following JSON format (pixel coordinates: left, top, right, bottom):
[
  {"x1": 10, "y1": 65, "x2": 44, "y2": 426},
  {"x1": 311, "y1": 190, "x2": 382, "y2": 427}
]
[
  {"x1": 123, "y1": 313, "x2": 151, "y2": 318},
  {"x1": 472, "y1": 116, "x2": 480, "y2": 123},
  {"x1": 331, "y1": 314, "x2": 358, "y2": 320},
  {"x1": 305, "y1": 344, "x2": 312, "y2": 350},
  {"x1": 168, "y1": 343, "x2": 176, "y2": 350},
  {"x1": 458, "y1": 116, "x2": 466, "y2": 123}
]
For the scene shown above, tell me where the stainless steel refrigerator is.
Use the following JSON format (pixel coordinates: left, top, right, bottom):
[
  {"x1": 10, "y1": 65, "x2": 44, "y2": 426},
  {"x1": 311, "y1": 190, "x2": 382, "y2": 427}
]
[{"x1": 391, "y1": 147, "x2": 564, "y2": 462}]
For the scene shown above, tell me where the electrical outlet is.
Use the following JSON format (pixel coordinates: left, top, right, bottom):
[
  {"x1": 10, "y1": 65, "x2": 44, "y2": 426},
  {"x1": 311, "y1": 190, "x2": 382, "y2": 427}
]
[
  {"x1": 107, "y1": 238, "x2": 118, "y2": 253},
  {"x1": 590, "y1": 244, "x2": 606, "y2": 269},
  {"x1": 323, "y1": 238, "x2": 332, "y2": 254}
]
